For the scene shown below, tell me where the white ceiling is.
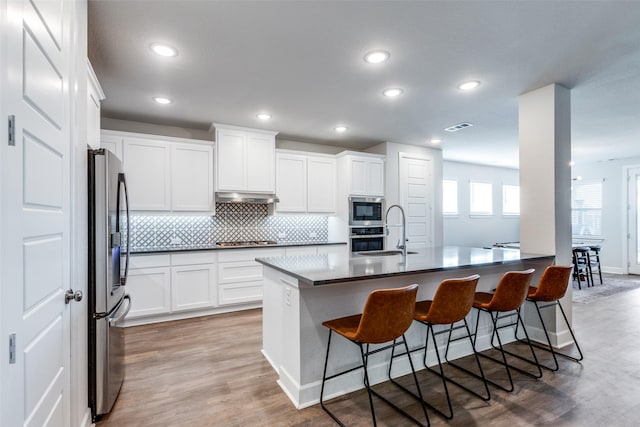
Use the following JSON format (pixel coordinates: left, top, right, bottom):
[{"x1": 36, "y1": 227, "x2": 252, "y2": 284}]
[{"x1": 88, "y1": 1, "x2": 640, "y2": 169}]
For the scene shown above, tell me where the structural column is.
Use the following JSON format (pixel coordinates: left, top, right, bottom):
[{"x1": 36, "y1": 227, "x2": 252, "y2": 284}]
[{"x1": 519, "y1": 83, "x2": 573, "y2": 346}]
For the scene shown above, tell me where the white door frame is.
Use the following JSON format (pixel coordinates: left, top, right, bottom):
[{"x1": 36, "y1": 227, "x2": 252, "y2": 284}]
[{"x1": 624, "y1": 165, "x2": 640, "y2": 275}]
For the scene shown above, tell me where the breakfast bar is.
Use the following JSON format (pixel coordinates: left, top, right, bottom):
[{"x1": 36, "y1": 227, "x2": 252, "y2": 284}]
[{"x1": 256, "y1": 246, "x2": 555, "y2": 409}]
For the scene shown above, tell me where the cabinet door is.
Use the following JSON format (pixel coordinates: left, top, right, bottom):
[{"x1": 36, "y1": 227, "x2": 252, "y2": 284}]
[
  {"x1": 276, "y1": 153, "x2": 307, "y2": 212},
  {"x1": 246, "y1": 133, "x2": 275, "y2": 192},
  {"x1": 123, "y1": 138, "x2": 171, "y2": 210},
  {"x1": 317, "y1": 244, "x2": 347, "y2": 255},
  {"x1": 216, "y1": 129, "x2": 246, "y2": 191},
  {"x1": 367, "y1": 158, "x2": 385, "y2": 196},
  {"x1": 307, "y1": 156, "x2": 336, "y2": 213},
  {"x1": 126, "y1": 267, "x2": 171, "y2": 318},
  {"x1": 171, "y1": 264, "x2": 217, "y2": 311},
  {"x1": 171, "y1": 143, "x2": 214, "y2": 211},
  {"x1": 285, "y1": 246, "x2": 318, "y2": 256},
  {"x1": 350, "y1": 157, "x2": 368, "y2": 196},
  {"x1": 100, "y1": 134, "x2": 123, "y2": 161}
]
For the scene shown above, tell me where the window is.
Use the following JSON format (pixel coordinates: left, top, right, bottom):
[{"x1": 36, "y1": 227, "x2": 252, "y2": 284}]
[
  {"x1": 443, "y1": 180, "x2": 458, "y2": 215},
  {"x1": 502, "y1": 185, "x2": 520, "y2": 215},
  {"x1": 470, "y1": 182, "x2": 492, "y2": 215},
  {"x1": 572, "y1": 179, "x2": 603, "y2": 237}
]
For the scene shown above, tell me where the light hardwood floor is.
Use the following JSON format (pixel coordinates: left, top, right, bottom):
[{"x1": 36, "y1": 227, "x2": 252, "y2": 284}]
[{"x1": 98, "y1": 280, "x2": 640, "y2": 427}]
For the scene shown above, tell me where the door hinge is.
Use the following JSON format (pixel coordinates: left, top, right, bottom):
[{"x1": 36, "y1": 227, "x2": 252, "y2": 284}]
[
  {"x1": 9, "y1": 333, "x2": 16, "y2": 364},
  {"x1": 8, "y1": 115, "x2": 15, "y2": 146}
]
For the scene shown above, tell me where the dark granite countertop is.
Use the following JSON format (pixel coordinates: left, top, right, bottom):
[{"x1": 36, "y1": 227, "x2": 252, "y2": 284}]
[
  {"x1": 255, "y1": 246, "x2": 555, "y2": 286},
  {"x1": 131, "y1": 240, "x2": 347, "y2": 255}
]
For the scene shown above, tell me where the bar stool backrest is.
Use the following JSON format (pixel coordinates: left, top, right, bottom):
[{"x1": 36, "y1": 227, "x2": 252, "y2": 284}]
[
  {"x1": 529, "y1": 265, "x2": 573, "y2": 302},
  {"x1": 424, "y1": 275, "x2": 480, "y2": 324},
  {"x1": 485, "y1": 269, "x2": 535, "y2": 312},
  {"x1": 353, "y1": 284, "x2": 419, "y2": 344}
]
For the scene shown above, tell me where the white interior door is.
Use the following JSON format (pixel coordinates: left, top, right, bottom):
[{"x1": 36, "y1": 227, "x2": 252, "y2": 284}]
[
  {"x1": 399, "y1": 153, "x2": 433, "y2": 254},
  {"x1": 628, "y1": 166, "x2": 640, "y2": 274},
  {"x1": 1, "y1": 0, "x2": 72, "y2": 425}
]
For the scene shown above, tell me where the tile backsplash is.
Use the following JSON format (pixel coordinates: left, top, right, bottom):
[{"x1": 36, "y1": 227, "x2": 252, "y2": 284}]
[{"x1": 129, "y1": 203, "x2": 328, "y2": 250}]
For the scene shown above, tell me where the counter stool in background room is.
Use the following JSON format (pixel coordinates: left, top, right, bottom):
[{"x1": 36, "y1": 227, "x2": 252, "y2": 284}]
[
  {"x1": 320, "y1": 284, "x2": 430, "y2": 427},
  {"x1": 389, "y1": 275, "x2": 490, "y2": 420},
  {"x1": 471, "y1": 269, "x2": 542, "y2": 392},
  {"x1": 572, "y1": 247, "x2": 592, "y2": 289},
  {"x1": 589, "y1": 245, "x2": 603, "y2": 285},
  {"x1": 514, "y1": 265, "x2": 584, "y2": 371}
]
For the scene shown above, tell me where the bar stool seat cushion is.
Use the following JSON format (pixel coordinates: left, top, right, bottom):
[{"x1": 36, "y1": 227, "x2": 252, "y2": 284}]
[{"x1": 322, "y1": 314, "x2": 362, "y2": 341}]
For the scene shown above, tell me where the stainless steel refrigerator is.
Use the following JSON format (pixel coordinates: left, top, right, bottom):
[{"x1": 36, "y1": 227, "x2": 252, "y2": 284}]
[{"x1": 88, "y1": 148, "x2": 131, "y2": 421}]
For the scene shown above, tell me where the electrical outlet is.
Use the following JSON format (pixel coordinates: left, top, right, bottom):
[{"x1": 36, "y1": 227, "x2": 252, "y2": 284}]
[
  {"x1": 170, "y1": 236, "x2": 182, "y2": 245},
  {"x1": 285, "y1": 288, "x2": 291, "y2": 306},
  {"x1": 309, "y1": 231, "x2": 317, "y2": 239}
]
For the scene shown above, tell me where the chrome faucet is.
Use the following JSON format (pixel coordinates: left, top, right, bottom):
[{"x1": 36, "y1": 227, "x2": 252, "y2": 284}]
[{"x1": 385, "y1": 204, "x2": 408, "y2": 258}]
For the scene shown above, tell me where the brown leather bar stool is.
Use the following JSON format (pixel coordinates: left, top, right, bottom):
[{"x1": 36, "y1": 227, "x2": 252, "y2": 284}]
[
  {"x1": 320, "y1": 284, "x2": 429, "y2": 427},
  {"x1": 472, "y1": 269, "x2": 542, "y2": 392},
  {"x1": 515, "y1": 265, "x2": 584, "y2": 371},
  {"x1": 388, "y1": 275, "x2": 490, "y2": 420}
]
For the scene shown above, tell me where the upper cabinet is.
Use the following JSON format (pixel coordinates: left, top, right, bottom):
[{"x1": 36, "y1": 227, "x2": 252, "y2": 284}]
[
  {"x1": 100, "y1": 130, "x2": 214, "y2": 213},
  {"x1": 86, "y1": 61, "x2": 105, "y2": 150},
  {"x1": 275, "y1": 151, "x2": 336, "y2": 213},
  {"x1": 338, "y1": 152, "x2": 385, "y2": 197},
  {"x1": 213, "y1": 123, "x2": 278, "y2": 193}
]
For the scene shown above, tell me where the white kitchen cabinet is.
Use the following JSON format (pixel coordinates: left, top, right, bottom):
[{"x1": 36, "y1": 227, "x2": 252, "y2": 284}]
[
  {"x1": 217, "y1": 247, "x2": 285, "y2": 306},
  {"x1": 87, "y1": 61, "x2": 104, "y2": 150},
  {"x1": 171, "y1": 252, "x2": 217, "y2": 311},
  {"x1": 214, "y1": 123, "x2": 278, "y2": 193},
  {"x1": 101, "y1": 130, "x2": 214, "y2": 213},
  {"x1": 317, "y1": 244, "x2": 348, "y2": 255},
  {"x1": 123, "y1": 137, "x2": 172, "y2": 210},
  {"x1": 275, "y1": 150, "x2": 336, "y2": 213},
  {"x1": 275, "y1": 152, "x2": 307, "y2": 212},
  {"x1": 307, "y1": 155, "x2": 336, "y2": 212},
  {"x1": 171, "y1": 142, "x2": 214, "y2": 211},
  {"x1": 338, "y1": 152, "x2": 385, "y2": 197},
  {"x1": 126, "y1": 254, "x2": 172, "y2": 318},
  {"x1": 285, "y1": 244, "x2": 347, "y2": 257}
]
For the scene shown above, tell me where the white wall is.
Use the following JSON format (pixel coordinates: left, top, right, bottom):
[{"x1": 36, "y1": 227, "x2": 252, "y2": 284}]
[
  {"x1": 572, "y1": 156, "x2": 640, "y2": 273},
  {"x1": 102, "y1": 117, "x2": 212, "y2": 141},
  {"x1": 443, "y1": 161, "x2": 520, "y2": 248}
]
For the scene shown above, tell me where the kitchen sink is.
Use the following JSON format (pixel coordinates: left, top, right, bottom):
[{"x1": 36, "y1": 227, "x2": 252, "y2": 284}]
[{"x1": 356, "y1": 250, "x2": 418, "y2": 256}]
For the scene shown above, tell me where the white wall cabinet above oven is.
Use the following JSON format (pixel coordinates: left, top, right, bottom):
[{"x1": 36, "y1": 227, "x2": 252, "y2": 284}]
[
  {"x1": 100, "y1": 130, "x2": 214, "y2": 213},
  {"x1": 275, "y1": 150, "x2": 336, "y2": 214},
  {"x1": 213, "y1": 123, "x2": 279, "y2": 193},
  {"x1": 337, "y1": 151, "x2": 385, "y2": 197}
]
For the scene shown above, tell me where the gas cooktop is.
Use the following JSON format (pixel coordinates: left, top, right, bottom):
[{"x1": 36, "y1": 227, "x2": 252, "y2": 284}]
[{"x1": 216, "y1": 240, "x2": 278, "y2": 247}]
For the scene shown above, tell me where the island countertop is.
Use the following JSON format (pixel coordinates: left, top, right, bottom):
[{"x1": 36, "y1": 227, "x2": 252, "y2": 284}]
[{"x1": 255, "y1": 245, "x2": 555, "y2": 286}]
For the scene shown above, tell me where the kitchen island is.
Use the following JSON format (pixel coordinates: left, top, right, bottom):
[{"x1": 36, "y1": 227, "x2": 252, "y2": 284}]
[{"x1": 256, "y1": 246, "x2": 554, "y2": 409}]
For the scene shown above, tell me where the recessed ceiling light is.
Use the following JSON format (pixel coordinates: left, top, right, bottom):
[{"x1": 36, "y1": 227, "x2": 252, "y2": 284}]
[
  {"x1": 150, "y1": 43, "x2": 178, "y2": 57},
  {"x1": 382, "y1": 88, "x2": 403, "y2": 97},
  {"x1": 334, "y1": 125, "x2": 348, "y2": 133},
  {"x1": 256, "y1": 113, "x2": 272, "y2": 120},
  {"x1": 364, "y1": 50, "x2": 390, "y2": 64},
  {"x1": 458, "y1": 80, "x2": 481, "y2": 91},
  {"x1": 430, "y1": 138, "x2": 442, "y2": 144},
  {"x1": 153, "y1": 97, "x2": 172, "y2": 105}
]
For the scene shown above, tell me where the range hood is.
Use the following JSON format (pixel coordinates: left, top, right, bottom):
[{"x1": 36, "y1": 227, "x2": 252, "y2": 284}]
[{"x1": 215, "y1": 192, "x2": 280, "y2": 204}]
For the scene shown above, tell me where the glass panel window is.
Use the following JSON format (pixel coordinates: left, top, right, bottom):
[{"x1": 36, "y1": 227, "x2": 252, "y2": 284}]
[
  {"x1": 443, "y1": 180, "x2": 458, "y2": 215},
  {"x1": 571, "y1": 179, "x2": 602, "y2": 237},
  {"x1": 502, "y1": 185, "x2": 520, "y2": 215},
  {"x1": 470, "y1": 182, "x2": 493, "y2": 215}
]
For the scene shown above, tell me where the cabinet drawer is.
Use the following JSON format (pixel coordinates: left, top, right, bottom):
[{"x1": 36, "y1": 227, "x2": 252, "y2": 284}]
[
  {"x1": 217, "y1": 247, "x2": 285, "y2": 262},
  {"x1": 129, "y1": 254, "x2": 171, "y2": 269},
  {"x1": 218, "y1": 261, "x2": 263, "y2": 284},
  {"x1": 171, "y1": 251, "x2": 217, "y2": 266},
  {"x1": 218, "y1": 281, "x2": 262, "y2": 305}
]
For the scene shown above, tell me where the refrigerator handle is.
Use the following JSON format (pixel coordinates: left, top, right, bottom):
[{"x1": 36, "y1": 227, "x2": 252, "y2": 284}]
[{"x1": 117, "y1": 173, "x2": 131, "y2": 286}]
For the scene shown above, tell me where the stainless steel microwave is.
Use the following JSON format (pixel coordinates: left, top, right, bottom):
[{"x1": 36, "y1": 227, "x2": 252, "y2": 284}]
[{"x1": 349, "y1": 196, "x2": 385, "y2": 226}]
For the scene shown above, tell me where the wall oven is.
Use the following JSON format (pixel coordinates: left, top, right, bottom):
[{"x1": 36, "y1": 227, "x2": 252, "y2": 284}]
[
  {"x1": 350, "y1": 226, "x2": 385, "y2": 252},
  {"x1": 349, "y1": 196, "x2": 384, "y2": 226}
]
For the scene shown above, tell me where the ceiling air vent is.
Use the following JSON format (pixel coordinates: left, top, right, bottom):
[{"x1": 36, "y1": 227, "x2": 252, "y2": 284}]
[{"x1": 444, "y1": 122, "x2": 473, "y2": 132}]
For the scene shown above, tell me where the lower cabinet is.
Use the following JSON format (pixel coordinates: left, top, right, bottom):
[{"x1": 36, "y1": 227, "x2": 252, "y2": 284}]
[
  {"x1": 171, "y1": 252, "x2": 217, "y2": 311},
  {"x1": 218, "y1": 247, "x2": 285, "y2": 306}
]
